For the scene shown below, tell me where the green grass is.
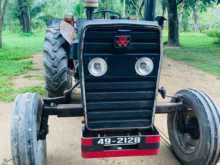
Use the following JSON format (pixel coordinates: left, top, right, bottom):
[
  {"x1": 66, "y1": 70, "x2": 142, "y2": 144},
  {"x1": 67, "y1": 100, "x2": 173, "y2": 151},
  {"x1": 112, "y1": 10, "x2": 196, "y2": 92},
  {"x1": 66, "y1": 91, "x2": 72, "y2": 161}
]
[
  {"x1": 0, "y1": 32, "x2": 44, "y2": 102},
  {"x1": 0, "y1": 32, "x2": 44, "y2": 60},
  {"x1": 18, "y1": 86, "x2": 46, "y2": 97},
  {"x1": 0, "y1": 85, "x2": 46, "y2": 102},
  {"x1": 164, "y1": 32, "x2": 220, "y2": 77}
]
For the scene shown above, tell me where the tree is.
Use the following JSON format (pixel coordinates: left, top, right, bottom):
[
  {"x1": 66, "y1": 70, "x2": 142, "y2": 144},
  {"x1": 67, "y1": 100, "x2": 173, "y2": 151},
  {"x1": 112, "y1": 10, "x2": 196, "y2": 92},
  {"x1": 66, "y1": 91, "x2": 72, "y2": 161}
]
[
  {"x1": 17, "y1": 0, "x2": 31, "y2": 33},
  {"x1": 167, "y1": 0, "x2": 180, "y2": 46},
  {"x1": 122, "y1": 0, "x2": 126, "y2": 17},
  {"x1": 192, "y1": 1, "x2": 200, "y2": 32},
  {"x1": 161, "y1": 0, "x2": 168, "y2": 16},
  {"x1": 166, "y1": 0, "x2": 219, "y2": 47},
  {"x1": 98, "y1": 0, "x2": 143, "y2": 18},
  {"x1": 0, "y1": 0, "x2": 8, "y2": 48},
  {"x1": 180, "y1": 7, "x2": 190, "y2": 32},
  {"x1": 73, "y1": 1, "x2": 84, "y2": 18}
]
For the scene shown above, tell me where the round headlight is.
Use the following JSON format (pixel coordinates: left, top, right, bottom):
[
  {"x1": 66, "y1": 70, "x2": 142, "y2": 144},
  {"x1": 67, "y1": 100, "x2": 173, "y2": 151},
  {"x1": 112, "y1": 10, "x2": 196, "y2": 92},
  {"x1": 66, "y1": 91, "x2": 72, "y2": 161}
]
[
  {"x1": 135, "y1": 57, "x2": 154, "y2": 76},
  {"x1": 88, "y1": 58, "x2": 108, "y2": 77}
]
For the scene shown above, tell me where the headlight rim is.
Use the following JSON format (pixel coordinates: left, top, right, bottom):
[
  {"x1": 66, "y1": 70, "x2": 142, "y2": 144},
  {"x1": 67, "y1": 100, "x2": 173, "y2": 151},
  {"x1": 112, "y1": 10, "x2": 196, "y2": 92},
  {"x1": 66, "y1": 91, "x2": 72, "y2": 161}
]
[
  {"x1": 135, "y1": 57, "x2": 154, "y2": 76},
  {"x1": 88, "y1": 57, "x2": 108, "y2": 77}
]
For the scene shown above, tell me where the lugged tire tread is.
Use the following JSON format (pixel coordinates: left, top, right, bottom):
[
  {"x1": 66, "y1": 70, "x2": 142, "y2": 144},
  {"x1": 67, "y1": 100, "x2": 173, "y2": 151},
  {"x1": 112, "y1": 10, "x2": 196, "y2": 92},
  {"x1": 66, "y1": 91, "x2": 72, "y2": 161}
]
[
  {"x1": 11, "y1": 93, "x2": 46, "y2": 165},
  {"x1": 43, "y1": 26, "x2": 71, "y2": 97},
  {"x1": 187, "y1": 89, "x2": 218, "y2": 165},
  {"x1": 168, "y1": 89, "x2": 220, "y2": 165},
  {"x1": 195, "y1": 90, "x2": 220, "y2": 165}
]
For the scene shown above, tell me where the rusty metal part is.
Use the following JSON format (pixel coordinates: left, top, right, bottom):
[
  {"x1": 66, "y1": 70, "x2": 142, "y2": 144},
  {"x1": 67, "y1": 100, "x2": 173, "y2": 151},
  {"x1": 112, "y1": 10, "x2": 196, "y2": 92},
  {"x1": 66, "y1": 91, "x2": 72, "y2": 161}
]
[
  {"x1": 60, "y1": 21, "x2": 76, "y2": 44},
  {"x1": 64, "y1": 14, "x2": 75, "y2": 25},
  {"x1": 156, "y1": 102, "x2": 183, "y2": 114},
  {"x1": 44, "y1": 104, "x2": 83, "y2": 117}
]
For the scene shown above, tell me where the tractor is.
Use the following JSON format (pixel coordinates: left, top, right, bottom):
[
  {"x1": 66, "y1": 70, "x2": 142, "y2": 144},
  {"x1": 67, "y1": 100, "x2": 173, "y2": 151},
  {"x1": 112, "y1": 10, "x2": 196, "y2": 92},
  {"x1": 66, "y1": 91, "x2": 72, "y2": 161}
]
[{"x1": 10, "y1": 0, "x2": 220, "y2": 165}]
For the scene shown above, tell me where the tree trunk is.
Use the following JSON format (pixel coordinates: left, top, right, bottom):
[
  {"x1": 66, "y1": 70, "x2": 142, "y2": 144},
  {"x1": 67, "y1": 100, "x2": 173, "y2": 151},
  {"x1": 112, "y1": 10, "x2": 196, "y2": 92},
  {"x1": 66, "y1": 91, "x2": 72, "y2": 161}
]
[
  {"x1": 122, "y1": 0, "x2": 126, "y2": 17},
  {"x1": 0, "y1": 0, "x2": 8, "y2": 48},
  {"x1": 182, "y1": 12, "x2": 189, "y2": 32},
  {"x1": 161, "y1": 0, "x2": 168, "y2": 17},
  {"x1": 167, "y1": 0, "x2": 180, "y2": 47},
  {"x1": 0, "y1": 17, "x2": 3, "y2": 48},
  {"x1": 179, "y1": 3, "x2": 189, "y2": 32},
  {"x1": 192, "y1": 2, "x2": 200, "y2": 32},
  {"x1": 162, "y1": 7, "x2": 166, "y2": 17},
  {"x1": 17, "y1": 0, "x2": 31, "y2": 33}
]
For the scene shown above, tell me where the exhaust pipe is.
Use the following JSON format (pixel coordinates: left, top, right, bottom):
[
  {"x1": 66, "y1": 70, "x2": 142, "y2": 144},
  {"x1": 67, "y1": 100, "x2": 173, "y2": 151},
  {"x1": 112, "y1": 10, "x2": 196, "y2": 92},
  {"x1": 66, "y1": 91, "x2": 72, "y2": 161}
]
[{"x1": 144, "y1": 0, "x2": 156, "y2": 21}]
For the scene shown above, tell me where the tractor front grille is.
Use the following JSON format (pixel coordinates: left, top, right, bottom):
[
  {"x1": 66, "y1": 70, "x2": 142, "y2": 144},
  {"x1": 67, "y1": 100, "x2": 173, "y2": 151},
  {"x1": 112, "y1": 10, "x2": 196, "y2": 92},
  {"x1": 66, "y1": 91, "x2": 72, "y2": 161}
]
[
  {"x1": 80, "y1": 21, "x2": 161, "y2": 130},
  {"x1": 85, "y1": 80, "x2": 156, "y2": 129}
]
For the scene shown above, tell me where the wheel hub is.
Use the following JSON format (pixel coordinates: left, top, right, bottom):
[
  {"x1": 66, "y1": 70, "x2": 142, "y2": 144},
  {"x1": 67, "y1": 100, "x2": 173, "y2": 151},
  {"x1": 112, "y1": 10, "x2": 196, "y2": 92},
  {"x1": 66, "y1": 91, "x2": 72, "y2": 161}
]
[{"x1": 174, "y1": 110, "x2": 200, "y2": 153}]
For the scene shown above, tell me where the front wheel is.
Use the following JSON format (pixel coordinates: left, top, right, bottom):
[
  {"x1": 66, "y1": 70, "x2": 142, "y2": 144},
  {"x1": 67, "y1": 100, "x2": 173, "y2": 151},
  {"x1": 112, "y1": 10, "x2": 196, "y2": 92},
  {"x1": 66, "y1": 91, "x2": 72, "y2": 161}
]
[
  {"x1": 168, "y1": 89, "x2": 220, "y2": 165},
  {"x1": 11, "y1": 93, "x2": 47, "y2": 165}
]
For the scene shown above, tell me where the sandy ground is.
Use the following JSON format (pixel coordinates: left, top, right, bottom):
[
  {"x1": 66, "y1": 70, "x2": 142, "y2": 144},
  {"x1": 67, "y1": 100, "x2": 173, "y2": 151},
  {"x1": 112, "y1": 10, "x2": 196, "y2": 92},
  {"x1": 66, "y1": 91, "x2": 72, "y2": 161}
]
[{"x1": 1, "y1": 54, "x2": 220, "y2": 165}]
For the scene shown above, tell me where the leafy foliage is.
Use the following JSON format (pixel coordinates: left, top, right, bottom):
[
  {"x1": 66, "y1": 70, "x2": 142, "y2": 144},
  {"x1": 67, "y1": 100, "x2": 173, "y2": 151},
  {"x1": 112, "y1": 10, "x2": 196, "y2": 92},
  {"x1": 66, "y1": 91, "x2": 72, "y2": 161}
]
[
  {"x1": 206, "y1": 29, "x2": 220, "y2": 44},
  {"x1": 73, "y1": 0, "x2": 85, "y2": 18},
  {"x1": 3, "y1": 0, "x2": 220, "y2": 32},
  {"x1": 71, "y1": 0, "x2": 146, "y2": 19}
]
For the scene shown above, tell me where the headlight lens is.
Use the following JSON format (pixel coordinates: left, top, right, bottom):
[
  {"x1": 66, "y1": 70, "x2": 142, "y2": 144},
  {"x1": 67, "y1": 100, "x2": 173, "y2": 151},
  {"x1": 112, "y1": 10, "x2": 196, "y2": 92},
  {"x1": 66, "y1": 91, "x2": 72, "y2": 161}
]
[
  {"x1": 135, "y1": 57, "x2": 154, "y2": 76},
  {"x1": 88, "y1": 58, "x2": 108, "y2": 77}
]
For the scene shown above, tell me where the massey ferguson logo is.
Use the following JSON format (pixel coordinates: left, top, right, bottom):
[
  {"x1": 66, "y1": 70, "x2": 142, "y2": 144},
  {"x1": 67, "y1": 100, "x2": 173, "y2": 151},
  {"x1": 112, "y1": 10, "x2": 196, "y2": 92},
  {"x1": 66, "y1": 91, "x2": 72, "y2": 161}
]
[{"x1": 114, "y1": 35, "x2": 130, "y2": 48}]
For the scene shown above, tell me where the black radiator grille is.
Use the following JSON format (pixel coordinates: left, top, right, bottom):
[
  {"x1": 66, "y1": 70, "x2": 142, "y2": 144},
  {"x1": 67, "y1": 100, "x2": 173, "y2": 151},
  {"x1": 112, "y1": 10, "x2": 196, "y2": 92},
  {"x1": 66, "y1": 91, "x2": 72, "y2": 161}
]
[
  {"x1": 82, "y1": 24, "x2": 161, "y2": 130},
  {"x1": 85, "y1": 80, "x2": 156, "y2": 129},
  {"x1": 84, "y1": 27, "x2": 160, "y2": 54}
]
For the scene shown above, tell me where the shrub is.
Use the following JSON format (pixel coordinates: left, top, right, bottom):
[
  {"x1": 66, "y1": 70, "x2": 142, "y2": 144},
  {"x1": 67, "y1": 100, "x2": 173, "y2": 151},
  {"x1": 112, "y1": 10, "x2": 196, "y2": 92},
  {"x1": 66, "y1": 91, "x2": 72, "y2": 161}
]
[{"x1": 206, "y1": 29, "x2": 220, "y2": 45}]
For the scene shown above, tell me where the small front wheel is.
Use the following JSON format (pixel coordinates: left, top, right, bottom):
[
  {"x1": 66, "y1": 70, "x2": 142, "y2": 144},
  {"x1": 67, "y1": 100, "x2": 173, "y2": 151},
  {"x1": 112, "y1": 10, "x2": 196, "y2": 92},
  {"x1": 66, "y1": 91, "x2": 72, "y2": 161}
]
[
  {"x1": 11, "y1": 93, "x2": 47, "y2": 165},
  {"x1": 168, "y1": 89, "x2": 220, "y2": 165}
]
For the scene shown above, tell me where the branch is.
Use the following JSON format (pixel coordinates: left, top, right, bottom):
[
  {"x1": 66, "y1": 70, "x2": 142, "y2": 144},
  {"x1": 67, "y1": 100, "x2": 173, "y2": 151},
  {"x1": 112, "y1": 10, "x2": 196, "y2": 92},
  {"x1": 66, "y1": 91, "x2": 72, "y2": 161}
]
[
  {"x1": 0, "y1": 0, "x2": 8, "y2": 16},
  {"x1": 177, "y1": 0, "x2": 184, "y2": 5},
  {"x1": 139, "y1": 0, "x2": 144, "y2": 17},
  {"x1": 2, "y1": 0, "x2": 8, "y2": 16},
  {"x1": 130, "y1": 0, "x2": 139, "y2": 10}
]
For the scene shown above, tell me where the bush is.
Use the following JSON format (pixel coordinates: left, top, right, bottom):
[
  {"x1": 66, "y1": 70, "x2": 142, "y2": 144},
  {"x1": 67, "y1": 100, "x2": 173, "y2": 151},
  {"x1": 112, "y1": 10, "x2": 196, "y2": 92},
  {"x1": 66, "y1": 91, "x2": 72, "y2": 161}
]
[{"x1": 206, "y1": 29, "x2": 220, "y2": 45}]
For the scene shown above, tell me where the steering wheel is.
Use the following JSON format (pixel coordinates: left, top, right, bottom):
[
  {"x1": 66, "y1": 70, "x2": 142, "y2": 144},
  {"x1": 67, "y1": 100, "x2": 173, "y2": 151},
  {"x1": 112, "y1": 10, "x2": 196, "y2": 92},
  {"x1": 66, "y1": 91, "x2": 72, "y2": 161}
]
[{"x1": 93, "y1": 10, "x2": 121, "y2": 19}]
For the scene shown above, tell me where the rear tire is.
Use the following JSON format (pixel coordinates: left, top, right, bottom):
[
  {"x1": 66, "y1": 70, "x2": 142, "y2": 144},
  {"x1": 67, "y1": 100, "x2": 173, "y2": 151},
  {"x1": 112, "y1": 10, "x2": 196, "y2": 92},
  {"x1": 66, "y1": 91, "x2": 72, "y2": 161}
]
[
  {"x1": 11, "y1": 93, "x2": 47, "y2": 165},
  {"x1": 168, "y1": 89, "x2": 220, "y2": 165},
  {"x1": 43, "y1": 27, "x2": 72, "y2": 97}
]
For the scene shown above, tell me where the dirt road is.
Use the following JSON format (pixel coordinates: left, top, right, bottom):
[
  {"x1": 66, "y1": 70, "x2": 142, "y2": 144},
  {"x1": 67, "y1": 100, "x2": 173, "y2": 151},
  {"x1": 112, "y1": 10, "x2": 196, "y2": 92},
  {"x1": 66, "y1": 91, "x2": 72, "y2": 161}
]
[{"x1": 1, "y1": 54, "x2": 220, "y2": 165}]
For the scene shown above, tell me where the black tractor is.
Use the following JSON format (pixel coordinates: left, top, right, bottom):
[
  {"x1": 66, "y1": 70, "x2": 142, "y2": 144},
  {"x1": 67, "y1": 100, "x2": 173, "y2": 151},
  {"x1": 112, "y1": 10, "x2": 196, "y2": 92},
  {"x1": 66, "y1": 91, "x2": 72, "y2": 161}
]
[{"x1": 10, "y1": 0, "x2": 220, "y2": 165}]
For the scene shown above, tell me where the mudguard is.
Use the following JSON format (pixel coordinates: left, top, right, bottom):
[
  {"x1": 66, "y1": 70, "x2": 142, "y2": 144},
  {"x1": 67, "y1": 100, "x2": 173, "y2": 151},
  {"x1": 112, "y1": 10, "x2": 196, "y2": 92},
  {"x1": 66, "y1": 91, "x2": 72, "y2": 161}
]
[{"x1": 60, "y1": 21, "x2": 76, "y2": 44}]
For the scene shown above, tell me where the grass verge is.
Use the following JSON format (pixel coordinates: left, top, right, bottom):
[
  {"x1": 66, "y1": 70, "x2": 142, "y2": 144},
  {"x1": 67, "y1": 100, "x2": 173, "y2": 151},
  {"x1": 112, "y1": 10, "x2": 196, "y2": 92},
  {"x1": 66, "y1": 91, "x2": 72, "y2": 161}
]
[
  {"x1": 165, "y1": 32, "x2": 220, "y2": 77},
  {"x1": 0, "y1": 32, "x2": 44, "y2": 102}
]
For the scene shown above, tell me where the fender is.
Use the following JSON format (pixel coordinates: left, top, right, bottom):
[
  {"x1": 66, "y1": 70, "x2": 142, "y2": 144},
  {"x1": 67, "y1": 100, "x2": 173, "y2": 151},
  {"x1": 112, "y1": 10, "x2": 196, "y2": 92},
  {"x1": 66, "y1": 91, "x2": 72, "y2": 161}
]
[{"x1": 60, "y1": 21, "x2": 76, "y2": 44}]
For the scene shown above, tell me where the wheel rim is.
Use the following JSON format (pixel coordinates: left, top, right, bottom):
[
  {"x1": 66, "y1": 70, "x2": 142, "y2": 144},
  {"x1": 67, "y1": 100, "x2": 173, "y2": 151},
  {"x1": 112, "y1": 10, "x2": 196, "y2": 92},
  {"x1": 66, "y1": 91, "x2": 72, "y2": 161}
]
[{"x1": 173, "y1": 107, "x2": 200, "y2": 154}]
